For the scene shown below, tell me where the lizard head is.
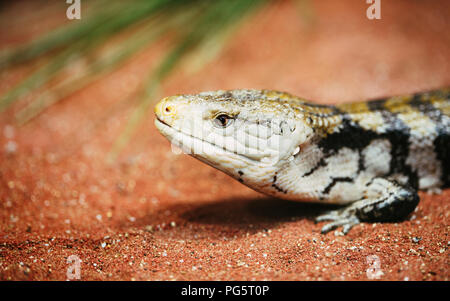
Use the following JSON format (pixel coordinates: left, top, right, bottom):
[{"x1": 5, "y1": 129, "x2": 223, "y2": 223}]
[{"x1": 154, "y1": 89, "x2": 315, "y2": 188}]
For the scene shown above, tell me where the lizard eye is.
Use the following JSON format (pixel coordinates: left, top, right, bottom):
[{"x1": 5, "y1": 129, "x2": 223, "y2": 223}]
[{"x1": 213, "y1": 113, "x2": 234, "y2": 128}]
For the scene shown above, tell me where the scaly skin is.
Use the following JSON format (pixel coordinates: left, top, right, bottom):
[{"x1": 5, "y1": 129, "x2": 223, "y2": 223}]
[{"x1": 154, "y1": 88, "x2": 449, "y2": 234}]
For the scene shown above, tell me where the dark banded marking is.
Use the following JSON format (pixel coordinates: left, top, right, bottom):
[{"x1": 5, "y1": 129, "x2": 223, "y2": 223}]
[
  {"x1": 271, "y1": 173, "x2": 287, "y2": 194},
  {"x1": 430, "y1": 108, "x2": 450, "y2": 187},
  {"x1": 272, "y1": 183, "x2": 287, "y2": 194},
  {"x1": 408, "y1": 92, "x2": 450, "y2": 187},
  {"x1": 434, "y1": 133, "x2": 450, "y2": 187},
  {"x1": 408, "y1": 92, "x2": 436, "y2": 113},
  {"x1": 322, "y1": 177, "x2": 354, "y2": 195},
  {"x1": 318, "y1": 117, "x2": 378, "y2": 152},
  {"x1": 359, "y1": 97, "x2": 422, "y2": 187},
  {"x1": 238, "y1": 170, "x2": 244, "y2": 183},
  {"x1": 317, "y1": 112, "x2": 420, "y2": 189},
  {"x1": 357, "y1": 150, "x2": 365, "y2": 174},
  {"x1": 302, "y1": 157, "x2": 327, "y2": 177},
  {"x1": 370, "y1": 110, "x2": 419, "y2": 189},
  {"x1": 304, "y1": 89, "x2": 448, "y2": 190},
  {"x1": 366, "y1": 97, "x2": 389, "y2": 111}
]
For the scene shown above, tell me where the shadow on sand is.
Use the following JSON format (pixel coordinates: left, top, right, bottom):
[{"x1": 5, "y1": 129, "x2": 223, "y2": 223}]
[
  {"x1": 126, "y1": 196, "x2": 343, "y2": 238},
  {"x1": 174, "y1": 196, "x2": 342, "y2": 236}
]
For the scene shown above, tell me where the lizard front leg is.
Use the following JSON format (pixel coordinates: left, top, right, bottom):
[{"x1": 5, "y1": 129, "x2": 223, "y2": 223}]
[{"x1": 315, "y1": 177, "x2": 420, "y2": 234}]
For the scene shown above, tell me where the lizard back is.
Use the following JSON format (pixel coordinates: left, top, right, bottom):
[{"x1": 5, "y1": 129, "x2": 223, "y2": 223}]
[{"x1": 301, "y1": 89, "x2": 450, "y2": 190}]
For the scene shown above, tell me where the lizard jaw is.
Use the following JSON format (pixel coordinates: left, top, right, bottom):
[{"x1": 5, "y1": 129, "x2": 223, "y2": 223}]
[{"x1": 154, "y1": 118, "x2": 265, "y2": 164}]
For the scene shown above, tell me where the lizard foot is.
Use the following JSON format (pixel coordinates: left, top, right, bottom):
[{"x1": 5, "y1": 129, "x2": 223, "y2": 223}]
[{"x1": 315, "y1": 177, "x2": 420, "y2": 235}]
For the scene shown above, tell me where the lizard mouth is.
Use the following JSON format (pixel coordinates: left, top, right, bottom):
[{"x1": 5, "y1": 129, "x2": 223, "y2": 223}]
[
  {"x1": 154, "y1": 118, "x2": 266, "y2": 165},
  {"x1": 155, "y1": 116, "x2": 171, "y2": 128}
]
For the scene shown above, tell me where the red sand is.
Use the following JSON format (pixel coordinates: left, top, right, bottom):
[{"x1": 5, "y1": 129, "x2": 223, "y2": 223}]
[{"x1": 0, "y1": 0, "x2": 449, "y2": 281}]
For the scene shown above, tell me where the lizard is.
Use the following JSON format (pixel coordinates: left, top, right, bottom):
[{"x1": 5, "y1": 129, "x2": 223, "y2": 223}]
[{"x1": 154, "y1": 88, "x2": 449, "y2": 234}]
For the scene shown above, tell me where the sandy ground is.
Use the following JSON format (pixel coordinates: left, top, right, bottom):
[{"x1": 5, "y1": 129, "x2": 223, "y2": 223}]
[{"x1": 0, "y1": 0, "x2": 449, "y2": 281}]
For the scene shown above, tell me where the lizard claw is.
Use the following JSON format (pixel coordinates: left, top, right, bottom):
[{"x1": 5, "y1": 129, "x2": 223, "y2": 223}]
[
  {"x1": 315, "y1": 209, "x2": 360, "y2": 234},
  {"x1": 319, "y1": 217, "x2": 360, "y2": 234}
]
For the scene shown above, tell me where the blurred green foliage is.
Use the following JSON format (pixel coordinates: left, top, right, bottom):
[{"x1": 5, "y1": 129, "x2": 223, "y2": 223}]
[{"x1": 0, "y1": 0, "x2": 268, "y2": 158}]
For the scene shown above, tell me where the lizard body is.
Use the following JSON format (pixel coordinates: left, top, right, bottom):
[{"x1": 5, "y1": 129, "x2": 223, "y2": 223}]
[{"x1": 154, "y1": 88, "x2": 449, "y2": 234}]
